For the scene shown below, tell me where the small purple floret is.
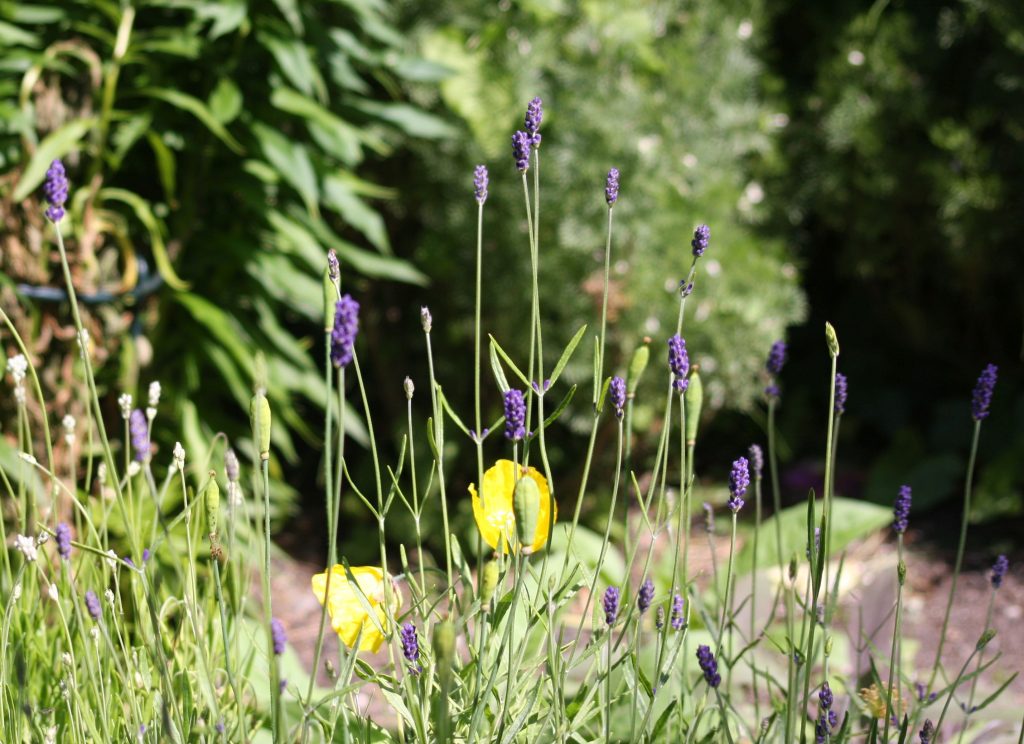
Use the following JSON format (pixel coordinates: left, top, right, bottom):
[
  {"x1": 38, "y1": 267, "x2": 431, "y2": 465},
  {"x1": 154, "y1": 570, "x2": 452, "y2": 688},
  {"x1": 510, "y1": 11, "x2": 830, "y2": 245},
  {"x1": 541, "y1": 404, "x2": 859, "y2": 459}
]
[
  {"x1": 766, "y1": 340, "x2": 787, "y2": 376},
  {"x1": 85, "y1": 590, "x2": 101, "y2": 621},
  {"x1": 670, "y1": 593, "x2": 685, "y2": 630},
  {"x1": 602, "y1": 586, "x2": 620, "y2": 626},
  {"x1": 696, "y1": 644, "x2": 721, "y2": 688},
  {"x1": 503, "y1": 389, "x2": 526, "y2": 442},
  {"x1": 609, "y1": 376, "x2": 626, "y2": 419},
  {"x1": 400, "y1": 622, "x2": 420, "y2": 673},
  {"x1": 524, "y1": 97, "x2": 543, "y2": 147},
  {"x1": 330, "y1": 295, "x2": 360, "y2": 368},
  {"x1": 130, "y1": 409, "x2": 149, "y2": 462},
  {"x1": 971, "y1": 364, "x2": 997, "y2": 421},
  {"x1": 727, "y1": 457, "x2": 749, "y2": 513},
  {"x1": 605, "y1": 168, "x2": 620, "y2": 206},
  {"x1": 271, "y1": 618, "x2": 286, "y2": 655},
  {"x1": 919, "y1": 720, "x2": 934, "y2": 744},
  {"x1": 991, "y1": 555, "x2": 1009, "y2": 589},
  {"x1": 893, "y1": 484, "x2": 912, "y2": 534},
  {"x1": 512, "y1": 131, "x2": 531, "y2": 173},
  {"x1": 473, "y1": 165, "x2": 489, "y2": 205},
  {"x1": 55, "y1": 522, "x2": 71, "y2": 560},
  {"x1": 691, "y1": 224, "x2": 710, "y2": 257},
  {"x1": 44, "y1": 159, "x2": 69, "y2": 222},
  {"x1": 667, "y1": 335, "x2": 689, "y2": 394},
  {"x1": 636, "y1": 578, "x2": 654, "y2": 615}
]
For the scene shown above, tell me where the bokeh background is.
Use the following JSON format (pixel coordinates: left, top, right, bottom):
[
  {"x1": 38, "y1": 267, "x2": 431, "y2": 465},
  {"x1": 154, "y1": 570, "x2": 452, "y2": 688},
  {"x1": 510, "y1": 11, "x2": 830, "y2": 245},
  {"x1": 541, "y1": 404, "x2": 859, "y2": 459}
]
[{"x1": 1, "y1": 0, "x2": 1021, "y2": 566}]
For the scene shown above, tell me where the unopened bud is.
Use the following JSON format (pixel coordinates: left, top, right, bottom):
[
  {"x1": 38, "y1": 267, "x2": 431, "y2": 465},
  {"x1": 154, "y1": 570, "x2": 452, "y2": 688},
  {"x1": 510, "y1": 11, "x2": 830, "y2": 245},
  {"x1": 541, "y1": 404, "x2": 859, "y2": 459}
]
[
  {"x1": 626, "y1": 340, "x2": 650, "y2": 396},
  {"x1": 420, "y1": 306, "x2": 432, "y2": 333},
  {"x1": 897, "y1": 560, "x2": 906, "y2": 586},
  {"x1": 684, "y1": 368, "x2": 703, "y2": 445},
  {"x1": 250, "y1": 391, "x2": 272, "y2": 460},
  {"x1": 512, "y1": 474, "x2": 541, "y2": 553},
  {"x1": 825, "y1": 322, "x2": 839, "y2": 358},
  {"x1": 403, "y1": 377, "x2": 415, "y2": 400},
  {"x1": 480, "y1": 561, "x2": 499, "y2": 604},
  {"x1": 204, "y1": 472, "x2": 220, "y2": 539}
]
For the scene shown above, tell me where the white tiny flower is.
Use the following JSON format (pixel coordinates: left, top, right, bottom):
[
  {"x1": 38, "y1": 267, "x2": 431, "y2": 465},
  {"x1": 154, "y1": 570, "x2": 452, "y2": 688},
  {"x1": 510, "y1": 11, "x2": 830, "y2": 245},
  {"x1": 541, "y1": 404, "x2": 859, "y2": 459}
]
[
  {"x1": 78, "y1": 329, "x2": 90, "y2": 357},
  {"x1": 14, "y1": 534, "x2": 37, "y2": 562},
  {"x1": 6, "y1": 354, "x2": 28, "y2": 384},
  {"x1": 105, "y1": 549, "x2": 118, "y2": 570},
  {"x1": 96, "y1": 462, "x2": 107, "y2": 485},
  {"x1": 127, "y1": 461, "x2": 141, "y2": 477},
  {"x1": 104, "y1": 589, "x2": 115, "y2": 606},
  {"x1": 148, "y1": 380, "x2": 161, "y2": 408},
  {"x1": 172, "y1": 442, "x2": 185, "y2": 471},
  {"x1": 12, "y1": 583, "x2": 22, "y2": 602},
  {"x1": 18, "y1": 452, "x2": 37, "y2": 466},
  {"x1": 13, "y1": 386, "x2": 26, "y2": 406},
  {"x1": 48, "y1": 583, "x2": 58, "y2": 602},
  {"x1": 737, "y1": 19, "x2": 753, "y2": 40},
  {"x1": 62, "y1": 414, "x2": 76, "y2": 431},
  {"x1": 145, "y1": 406, "x2": 157, "y2": 422},
  {"x1": 62, "y1": 652, "x2": 73, "y2": 667},
  {"x1": 90, "y1": 626, "x2": 99, "y2": 642},
  {"x1": 118, "y1": 393, "x2": 133, "y2": 419},
  {"x1": 227, "y1": 482, "x2": 242, "y2": 508},
  {"x1": 848, "y1": 49, "x2": 865, "y2": 66},
  {"x1": 45, "y1": 725, "x2": 57, "y2": 744}
]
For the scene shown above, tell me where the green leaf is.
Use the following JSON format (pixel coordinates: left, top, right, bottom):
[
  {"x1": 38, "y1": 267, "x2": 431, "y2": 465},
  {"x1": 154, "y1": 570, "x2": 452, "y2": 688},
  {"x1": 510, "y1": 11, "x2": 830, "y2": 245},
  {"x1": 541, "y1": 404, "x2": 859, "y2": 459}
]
[
  {"x1": 252, "y1": 123, "x2": 318, "y2": 215},
  {"x1": 549, "y1": 324, "x2": 586, "y2": 387},
  {"x1": 138, "y1": 87, "x2": 243, "y2": 153},
  {"x1": 489, "y1": 342, "x2": 509, "y2": 394},
  {"x1": 208, "y1": 77, "x2": 242, "y2": 124},
  {"x1": 258, "y1": 31, "x2": 325, "y2": 101},
  {"x1": 13, "y1": 117, "x2": 95, "y2": 201},
  {"x1": 145, "y1": 131, "x2": 177, "y2": 203},
  {"x1": 271, "y1": 87, "x2": 362, "y2": 166},
  {"x1": 99, "y1": 188, "x2": 189, "y2": 290},
  {"x1": 488, "y1": 335, "x2": 530, "y2": 388},
  {"x1": 350, "y1": 99, "x2": 457, "y2": 139},
  {"x1": 735, "y1": 497, "x2": 892, "y2": 574}
]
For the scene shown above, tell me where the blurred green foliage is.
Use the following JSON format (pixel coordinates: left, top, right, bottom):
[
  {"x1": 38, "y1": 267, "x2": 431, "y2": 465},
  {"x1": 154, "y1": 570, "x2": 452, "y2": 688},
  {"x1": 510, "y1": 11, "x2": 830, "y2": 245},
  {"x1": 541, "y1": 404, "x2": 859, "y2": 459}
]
[{"x1": 0, "y1": 0, "x2": 450, "y2": 511}]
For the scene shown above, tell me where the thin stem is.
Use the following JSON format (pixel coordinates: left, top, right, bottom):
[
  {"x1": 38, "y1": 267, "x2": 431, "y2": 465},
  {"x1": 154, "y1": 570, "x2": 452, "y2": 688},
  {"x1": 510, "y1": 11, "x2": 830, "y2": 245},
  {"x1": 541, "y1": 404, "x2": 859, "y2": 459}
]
[
  {"x1": 881, "y1": 535, "x2": 905, "y2": 743},
  {"x1": 958, "y1": 588, "x2": 996, "y2": 744}
]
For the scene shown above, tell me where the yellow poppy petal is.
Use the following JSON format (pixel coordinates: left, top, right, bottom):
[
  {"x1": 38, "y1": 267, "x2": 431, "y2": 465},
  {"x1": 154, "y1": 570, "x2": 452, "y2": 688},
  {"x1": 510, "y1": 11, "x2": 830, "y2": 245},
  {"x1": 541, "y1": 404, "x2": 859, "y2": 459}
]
[
  {"x1": 311, "y1": 564, "x2": 400, "y2": 653},
  {"x1": 470, "y1": 460, "x2": 556, "y2": 554}
]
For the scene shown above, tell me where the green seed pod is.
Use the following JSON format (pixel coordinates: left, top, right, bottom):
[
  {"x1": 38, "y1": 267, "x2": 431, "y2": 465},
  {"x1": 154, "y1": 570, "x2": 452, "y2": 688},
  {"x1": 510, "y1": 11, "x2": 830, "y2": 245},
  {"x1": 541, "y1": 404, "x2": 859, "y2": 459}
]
[
  {"x1": 204, "y1": 471, "x2": 220, "y2": 539},
  {"x1": 626, "y1": 339, "x2": 650, "y2": 396},
  {"x1": 825, "y1": 635, "x2": 833, "y2": 657},
  {"x1": 323, "y1": 268, "x2": 337, "y2": 332},
  {"x1": 433, "y1": 620, "x2": 456, "y2": 672},
  {"x1": 250, "y1": 391, "x2": 272, "y2": 460},
  {"x1": 976, "y1": 629, "x2": 996, "y2": 651},
  {"x1": 512, "y1": 474, "x2": 541, "y2": 553},
  {"x1": 480, "y1": 560, "x2": 499, "y2": 603},
  {"x1": 684, "y1": 368, "x2": 703, "y2": 445},
  {"x1": 825, "y1": 322, "x2": 840, "y2": 358},
  {"x1": 897, "y1": 559, "x2": 906, "y2": 586}
]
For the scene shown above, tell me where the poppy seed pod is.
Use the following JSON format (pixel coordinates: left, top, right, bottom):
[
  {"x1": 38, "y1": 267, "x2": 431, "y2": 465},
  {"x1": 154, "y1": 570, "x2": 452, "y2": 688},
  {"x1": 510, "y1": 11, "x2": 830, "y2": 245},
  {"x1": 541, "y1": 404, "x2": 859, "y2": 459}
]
[
  {"x1": 627, "y1": 341, "x2": 650, "y2": 396},
  {"x1": 250, "y1": 391, "x2": 272, "y2": 460},
  {"x1": 204, "y1": 471, "x2": 220, "y2": 539},
  {"x1": 684, "y1": 368, "x2": 702, "y2": 445},
  {"x1": 433, "y1": 620, "x2": 456, "y2": 683},
  {"x1": 513, "y1": 475, "x2": 542, "y2": 554},
  {"x1": 480, "y1": 560, "x2": 499, "y2": 604}
]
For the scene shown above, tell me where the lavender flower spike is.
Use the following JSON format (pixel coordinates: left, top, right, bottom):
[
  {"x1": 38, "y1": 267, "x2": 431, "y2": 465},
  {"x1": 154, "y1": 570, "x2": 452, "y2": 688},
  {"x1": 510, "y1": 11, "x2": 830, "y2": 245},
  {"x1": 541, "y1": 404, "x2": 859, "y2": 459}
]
[
  {"x1": 636, "y1": 578, "x2": 654, "y2": 615},
  {"x1": 473, "y1": 164, "x2": 489, "y2": 205},
  {"x1": 602, "y1": 586, "x2": 620, "y2": 626},
  {"x1": 330, "y1": 295, "x2": 360, "y2": 368},
  {"x1": 609, "y1": 375, "x2": 626, "y2": 418},
  {"x1": 512, "y1": 131, "x2": 531, "y2": 173},
  {"x1": 991, "y1": 555, "x2": 1009, "y2": 589},
  {"x1": 893, "y1": 485, "x2": 912, "y2": 534},
  {"x1": 667, "y1": 335, "x2": 689, "y2": 394},
  {"x1": 748, "y1": 443, "x2": 764, "y2": 479},
  {"x1": 727, "y1": 457, "x2": 750, "y2": 513},
  {"x1": 44, "y1": 159, "x2": 69, "y2": 222},
  {"x1": 691, "y1": 224, "x2": 710, "y2": 257},
  {"x1": 766, "y1": 340, "x2": 787, "y2": 376},
  {"x1": 834, "y1": 372, "x2": 848, "y2": 414},
  {"x1": 524, "y1": 97, "x2": 543, "y2": 147},
  {"x1": 919, "y1": 720, "x2": 934, "y2": 744},
  {"x1": 85, "y1": 590, "x2": 101, "y2": 621},
  {"x1": 971, "y1": 364, "x2": 997, "y2": 421},
  {"x1": 129, "y1": 409, "x2": 150, "y2": 462},
  {"x1": 271, "y1": 618, "x2": 287, "y2": 655},
  {"x1": 696, "y1": 645, "x2": 721, "y2": 688},
  {"x1": 400, "y1": 622, "x2": 421, "y2": 674},
  {"x1": 605, "y1": 168, "x2": 620, "y2": 206},
  {"x1": 503, "y1": 389, "x2": 526, "y2": 442},
  {"x1": 670, "y1": 593, "x2": 685, "y2": 630},
  {"x1": 55, "y1": 523, "x2": 71, "y2": 560}
]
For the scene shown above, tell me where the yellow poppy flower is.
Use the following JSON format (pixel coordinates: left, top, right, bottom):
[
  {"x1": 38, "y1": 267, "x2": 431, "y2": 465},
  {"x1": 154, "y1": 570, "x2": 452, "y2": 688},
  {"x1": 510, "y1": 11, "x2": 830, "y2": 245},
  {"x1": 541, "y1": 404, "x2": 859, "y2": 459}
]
[
  {"x1": 311, "y1": 565, "x2": 400, "y2": 653},
  {"x1": 469, "y1": 459, "x2": 556, "y2": 554}
]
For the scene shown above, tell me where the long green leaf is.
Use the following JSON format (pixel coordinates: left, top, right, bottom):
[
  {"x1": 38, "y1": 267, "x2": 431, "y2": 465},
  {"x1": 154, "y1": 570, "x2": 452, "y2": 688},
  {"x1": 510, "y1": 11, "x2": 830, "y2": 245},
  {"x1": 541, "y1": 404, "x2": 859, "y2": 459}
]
[
  {"x1": 138, "y1": 87, "x2": 243, "y2": 153},
  {"x1": 13, "y1": 117, "x2": 95, "y2": 201}
]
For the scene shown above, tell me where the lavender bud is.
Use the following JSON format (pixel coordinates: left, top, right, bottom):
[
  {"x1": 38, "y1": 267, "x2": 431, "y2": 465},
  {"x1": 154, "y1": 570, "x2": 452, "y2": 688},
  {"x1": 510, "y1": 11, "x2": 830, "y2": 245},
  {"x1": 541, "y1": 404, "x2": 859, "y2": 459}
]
[
  {"x1": 766, "y1": 340, "x2": 787, "y2": 376},
  {"x1": 893, "y1": 484, "x2": 912, "y2": 534},
  {"x1": 404, "y1": 376, "x2": 415, "y2": 400},
  {"x1": 819, "y1": 681, "x2": 833, "y2": 710},
  {"x1": 696, "y1": 645, "x2": 721, "y2": 688},
  {"x1": 919, "y1": 719, "x2": 934, "y2": 744},
  {"x1": 330, "y1": 295, "x2": 360, "y2": 368},
  {"x1": 667, "y1": 335, "x2": 689, "y2": 394},
  {"x1": 609, "y1": 376, "x2": 626, "y2": 418},
  {"x1": 511, "y1": 131, "x2": 531, "y2": 173},
  {"x1": 834, "y1": 372, "x2": 848, "y2": 414},
  {"x1": 748, "y1": 444, "x2": 764, "y2": 479},
  {"x1": 636, "y1": 578, "x2": 654, "y2": 615},
  {"x1": 764, "y1": 383, "x2": 781, "y2": 399},
  {"x1": 400, "y1": 622, "x2": 421, "y2": 673},
  {"x1": 991, "y1": 555, "x2": 1009, "y2": 589},
  {"x1": 129, "y1": 409, "x2": 149, "y2": 462},
  {"x1": 420, "y1": 306, "x2": 432, "y2": 333},
  {"x1": 605, "y1": 168, "x2": 620, "y2": 206},
  {"x1": 524, "y1": 97, "x2": 543, "y2": 146},
  {"x1": 55, "y1": 522, "x2": 71, "y2": 560},
  {"x1": 602, "y1": 586, "x2": 620, "y2": 626},
  {"x1": 655, "y1": 607, "x2": 665, "y2": 630},
  {"x1": 327, "y1": 249, "x2": 340, "y2": 283},
  {"x1": 691, "y1": 224, "x2": 710, "y2": 257},
  {"x1": 271, "y1": 618, "x2": 286, "y2": 655},
  {"x1": 503, "y1": 389, "x2": 526, "y2": 442},
  {"x1": 727, "y1": 457, "x2": 749, "y2": 513},
  {"x1": 44, "y1": 159, "x2": 69, "y2": 222},
  {"x1": 702, "y1": 502, "x2": 714, "y2": 533},
  {"x1": 473, "y1": 164, "x2": 489, "y2": 205},
  {"x1": 670, "y1": 593, "x2": 685, "y2": 630},
  {"x1": 971, "y1": 364, "x2": 998, "y2": 421},
  {"x1": 225, "y1": 448, "x2": 240, "y2": 483},
  {"x1": 85, "y1": 590, "x2": 101, "y2": 621}
]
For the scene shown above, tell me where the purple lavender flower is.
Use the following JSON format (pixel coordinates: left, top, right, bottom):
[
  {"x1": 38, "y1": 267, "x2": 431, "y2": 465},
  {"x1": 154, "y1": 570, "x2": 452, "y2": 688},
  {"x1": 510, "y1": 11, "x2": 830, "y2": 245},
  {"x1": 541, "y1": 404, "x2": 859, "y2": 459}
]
[
  {"x1": 819, "y1": 681, "x2": 833, "y2": 710},
  {"x1": 55, "y1": 522, "x2": 71, "y2": 560},
  {"x1": 512, "y1": 131, "x2": 531, "y2": 173},
  {"x1": 636, "y1": 578, "x2": 654, "y2": 615},
  {"x1": 503, "y1": 389, "x2": 526, "y2": 442},
  {"x1": 764, "y1": 383, "x2": 780, "y2": 399},
  {"x1": 142, "y1": 548, "x2": 151, "y2": 563},
  {"x1": 691, "y1": 224, "x2": 710, "y2": 257},
  {"x1": 330, "y1": 295, "x2": 359, "y2": 368},
  {"x1": 806, "y1": 527, "x2": 821, "y2": 560},
  {"x1": 766, "y1": 340, "x2": 787, "y2": 376},
  {"x1": 727, "y1": 457, "x2": 749, "y2": 513},
  {"x1": 696, "y1": 645, "x2": 721, "y2": 688},
  {"x1": 971, "y1": 364, "x2": 998, "y2": 421},
  {"x1": 473, "y1": 165, "x2": 489, "y2": 205},
  {"x1": 271, "y1": 618, "x2": 286, "y2": 655},
  {"x1": 524, "y1": 97, "x2": 543, "y2": 147},
  {"x1": 991, "y1": 555, "x2": 1009, "y2": 589},
  {"x1": 609, "y1": 375, "x2": 626, "y2": 419},
  {"x1": 670, "y1": 593, "x2": 685, "y2": 630},
  {"x1": 400, "y1": 622, "x2": 420, "y2": 674},
  {"x1": 129, "y1": 409, "x2": 149, "y2": 462},
  {"x1": 605, "y1": 168, "x2": 620, "y2": 206},
  {"x1": 919, "y1": 720, "x2": 934, "y2": 744},
  {"x1": 44, "y1": 159, "x2": 69, "y2": 222},
  {"x1": 748, "y1": 444, "x2": 764, "y2": 479},
  {"x1": 893, "y1": 484, "x2": 912, "y2": 534},
  {"x1": 667, "y1": 335, "x2": 689, "y2": 394},
  {"x1": 834, "y1": 372, "x2": 848, "y2": 414},
  {"x1": 815, "y1": 716, "x2": 830, "y2": 744},
  {"x1": 602, "y1": 586, "x2": 620, "y2": 626},
  {"x1": 85, "y1": 590, "x2": 101, "y2": 621},
  {"x1": 655, "y1": 607, "x2": 665, "y2": 630}
]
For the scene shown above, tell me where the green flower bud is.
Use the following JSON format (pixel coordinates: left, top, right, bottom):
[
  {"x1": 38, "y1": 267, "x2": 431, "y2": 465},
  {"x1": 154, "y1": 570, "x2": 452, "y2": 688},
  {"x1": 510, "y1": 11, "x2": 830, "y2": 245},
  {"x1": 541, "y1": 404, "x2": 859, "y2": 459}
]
[
  {"x1": 684, "y1": 367, "x2": 703, "y2": 445},
  {"x1": 512, "y1": 474, "x2": 541, "y2": 554},
  {"x1": 976, "y1": 629, "x2": 996, "y2": 651},
  {"x1": 825, "y1": 322, "x2": 839, "y2": 358},
  {"x1": 250, "y1": 391, "x2": 272, "y2": 461},
  {"x1": 480, "y1": 561, "x2": 499, "y2": 604},
  {"x1": 897, "y1": 559, "x2": 906, "y2": 586},
  {"x1": 204, "y1": 471, "x2": 220, "y2": 539},
  {"x1": 788, "y1": 556, "x2": 798, "y2": 582},
  {"x1": 626, "y1": 339, "x2": 650, "y2": 396}
]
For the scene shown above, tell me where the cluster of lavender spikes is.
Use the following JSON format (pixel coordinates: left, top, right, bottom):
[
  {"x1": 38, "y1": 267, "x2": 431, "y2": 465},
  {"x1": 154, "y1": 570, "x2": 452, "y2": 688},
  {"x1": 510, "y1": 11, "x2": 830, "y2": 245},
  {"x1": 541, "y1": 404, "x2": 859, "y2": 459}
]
[
  {"x1": 44, "y1": 159, "x2": 68, "y2": 222},
  {"x1": 727, "y1": 457, "x2": 749, "y2": 513},
  {"x1": 602, "y1": 586, "x2": 620, "y2": 626},
  {"x1": 330, "y1": 295, "x2": 360, "y2": 368},
  {"x1": 893, "y1": 485, "x2": 912, "y2": 534},
  {"x1": 401, "y1": 622, "x2": 421, "y2": 674},
  {"x1": 696, "y1": 645, "x2": 721, "y2": 688},
  {"x1": 667, "y1": 335, "x2": 689, "y2": 394},
  {"x1": 609, "y1": 376, "x2": 626, "y2": 419},
  {"x1": 503, "y1": 389, "x2": 526, "y2": 442}
]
